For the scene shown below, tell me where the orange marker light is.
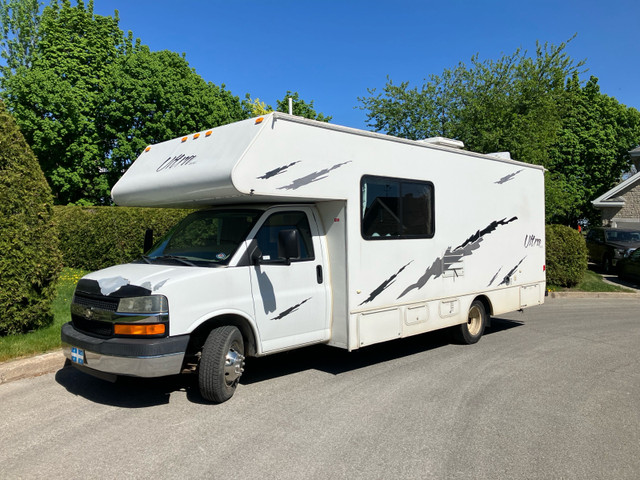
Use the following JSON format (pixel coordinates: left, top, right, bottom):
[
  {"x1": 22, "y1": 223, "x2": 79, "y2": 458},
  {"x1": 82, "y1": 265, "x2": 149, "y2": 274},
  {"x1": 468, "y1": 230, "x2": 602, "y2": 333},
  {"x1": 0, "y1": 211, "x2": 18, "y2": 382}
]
[
  {"x1": 145, "y1": 146, "x2": 151, "y2": 152},
  {"x1": 205, "y1": 130, "x2": 212, "y2": 137},
  {"x1": 193, "y1": 133, "x2": 200, "y2": 139},
  {"x1": 255, "y1": 117, "x2": 264, "y2": 124},
  {"x1": 181, "y1": 136, "x2": 188, "y2": 143},
  {"x1": 114, "y1": 324, "x2": 165, "y2": 336}
]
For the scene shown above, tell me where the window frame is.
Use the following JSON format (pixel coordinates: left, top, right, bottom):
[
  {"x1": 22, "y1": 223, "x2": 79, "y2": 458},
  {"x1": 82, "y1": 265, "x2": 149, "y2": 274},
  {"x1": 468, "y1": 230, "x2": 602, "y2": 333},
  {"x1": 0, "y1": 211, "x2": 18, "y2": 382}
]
[{"x1": 360, "y1": 175, "x2": 435, "y2": 241}]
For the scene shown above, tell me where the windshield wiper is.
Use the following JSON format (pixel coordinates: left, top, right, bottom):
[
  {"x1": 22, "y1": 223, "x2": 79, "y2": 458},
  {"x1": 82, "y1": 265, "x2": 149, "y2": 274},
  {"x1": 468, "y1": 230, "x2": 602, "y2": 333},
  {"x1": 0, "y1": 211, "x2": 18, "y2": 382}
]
[
  {"x1": 157, "y1": 255, "x2": 197, "y2": 266},
  {"x1": 141, "y1": 255, "x2": 153, "y2": 264}
]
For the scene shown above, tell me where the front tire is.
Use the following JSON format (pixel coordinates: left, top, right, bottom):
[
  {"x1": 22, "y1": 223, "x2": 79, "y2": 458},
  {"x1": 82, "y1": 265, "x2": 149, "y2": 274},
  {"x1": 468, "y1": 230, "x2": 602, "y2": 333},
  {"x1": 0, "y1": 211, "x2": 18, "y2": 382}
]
[
  {"x1": 199, "y1": 325, "x2": 245, "y2": 403},
  {"x1": 454, "y1": 300, "x2": 487, "y2": 344}
]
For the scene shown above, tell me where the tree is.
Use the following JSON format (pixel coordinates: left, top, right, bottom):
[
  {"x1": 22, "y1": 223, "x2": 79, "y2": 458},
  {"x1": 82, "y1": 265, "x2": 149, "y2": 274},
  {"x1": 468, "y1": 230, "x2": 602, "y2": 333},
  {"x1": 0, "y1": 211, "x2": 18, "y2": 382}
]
[
  {"x1": 100, "y1": 44, "x2": 246, "y2": 188},
  {"x1": 275, "y1": 91, "x2": 331, "y2": 122},
  {"x1": 2, "y1": 0, "x2": 246, "y2": 205},
  {"x1": 242, "y1": 94, "x2": 272, "y2": 117},
  {"x1": 0, "y1": 101, "x2": 61, "y2": 336},
  {"x1": 548, "y1": 75, "x2": 640, "y2": 224},
  {"x1": 0, "y1": 0, "x2": 41, "y2": 75},
  {"x1": 2, "y1": 0, "x2": 125, "y2": 204},
  {"x1": 358, "y1": 39, "x2": 640, "y2": 224}
]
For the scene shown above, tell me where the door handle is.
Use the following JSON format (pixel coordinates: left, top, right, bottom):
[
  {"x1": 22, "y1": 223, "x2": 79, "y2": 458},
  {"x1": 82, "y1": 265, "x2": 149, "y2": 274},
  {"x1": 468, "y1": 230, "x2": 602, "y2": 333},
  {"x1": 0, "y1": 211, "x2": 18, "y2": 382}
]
[{"x1": 316, "y1": 265, "x2": 323, "y2": 284}]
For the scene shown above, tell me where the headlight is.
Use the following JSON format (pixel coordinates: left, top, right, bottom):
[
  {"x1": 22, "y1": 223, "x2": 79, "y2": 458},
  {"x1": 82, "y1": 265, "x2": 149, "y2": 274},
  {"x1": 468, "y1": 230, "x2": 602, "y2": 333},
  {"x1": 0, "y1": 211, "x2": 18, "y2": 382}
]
[{"x1": 117, "y1": 295, "x2": 168, "y2": 314}]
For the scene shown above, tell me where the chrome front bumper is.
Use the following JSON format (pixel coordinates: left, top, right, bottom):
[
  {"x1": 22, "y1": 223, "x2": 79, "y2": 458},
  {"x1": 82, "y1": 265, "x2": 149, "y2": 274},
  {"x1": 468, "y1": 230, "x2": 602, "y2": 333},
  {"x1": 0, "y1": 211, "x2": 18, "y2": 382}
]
[{"x1": 61, "y1": 322, "x2": 189, "y2": 378}]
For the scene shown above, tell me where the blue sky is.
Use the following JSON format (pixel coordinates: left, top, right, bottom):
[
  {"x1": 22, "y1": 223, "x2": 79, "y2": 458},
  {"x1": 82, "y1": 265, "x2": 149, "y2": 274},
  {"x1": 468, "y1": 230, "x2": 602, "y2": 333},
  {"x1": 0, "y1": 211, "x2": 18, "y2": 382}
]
[{"x1": 93, "y1": 0, "x2": 640, "y2": 130}]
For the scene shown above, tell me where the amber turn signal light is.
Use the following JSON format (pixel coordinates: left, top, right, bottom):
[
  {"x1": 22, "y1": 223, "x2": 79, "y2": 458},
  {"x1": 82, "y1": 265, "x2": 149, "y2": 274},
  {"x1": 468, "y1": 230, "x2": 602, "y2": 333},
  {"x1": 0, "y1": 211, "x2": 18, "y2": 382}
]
[{"x1": 114, "y1": 324, "x2": 165, "y2": 336}]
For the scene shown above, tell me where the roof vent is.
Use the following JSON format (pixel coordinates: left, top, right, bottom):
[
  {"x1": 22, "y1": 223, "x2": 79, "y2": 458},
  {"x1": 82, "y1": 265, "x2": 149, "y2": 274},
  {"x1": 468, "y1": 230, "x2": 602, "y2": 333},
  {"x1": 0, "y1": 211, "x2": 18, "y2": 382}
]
[{"x1": 419, "y1": 137, "x2": 464, "y2": 149}]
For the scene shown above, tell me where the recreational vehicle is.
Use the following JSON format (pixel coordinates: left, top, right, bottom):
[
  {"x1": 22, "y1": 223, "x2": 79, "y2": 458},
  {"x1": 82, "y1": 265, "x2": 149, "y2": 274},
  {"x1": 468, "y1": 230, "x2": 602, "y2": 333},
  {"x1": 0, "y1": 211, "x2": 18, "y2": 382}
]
[{"x1": 62, "y1": 113, "x2": 546, "y2": 403}]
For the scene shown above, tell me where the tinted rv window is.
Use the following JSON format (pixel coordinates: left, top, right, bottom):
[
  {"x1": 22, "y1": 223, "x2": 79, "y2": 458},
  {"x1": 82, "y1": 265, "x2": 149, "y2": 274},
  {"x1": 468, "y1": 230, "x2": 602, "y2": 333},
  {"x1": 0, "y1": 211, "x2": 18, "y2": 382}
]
[{"x1": 361, "y1": 176, "x2": 434, "y2": 240}]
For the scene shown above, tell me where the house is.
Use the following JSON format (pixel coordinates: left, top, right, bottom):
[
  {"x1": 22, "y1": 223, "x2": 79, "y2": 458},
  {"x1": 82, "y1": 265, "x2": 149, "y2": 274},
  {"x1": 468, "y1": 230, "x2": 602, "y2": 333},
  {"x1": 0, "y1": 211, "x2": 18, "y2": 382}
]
[{"x1": 592, "y1": 146, "x2": 640, "y2": 229}]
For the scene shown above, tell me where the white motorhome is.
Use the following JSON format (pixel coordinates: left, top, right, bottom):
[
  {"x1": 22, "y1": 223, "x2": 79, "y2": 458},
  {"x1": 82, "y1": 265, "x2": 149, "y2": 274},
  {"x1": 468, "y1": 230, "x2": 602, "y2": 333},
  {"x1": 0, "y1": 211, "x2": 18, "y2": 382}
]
[{"x1": 62, "y1": 113, "x2": 546, "y2": 402}]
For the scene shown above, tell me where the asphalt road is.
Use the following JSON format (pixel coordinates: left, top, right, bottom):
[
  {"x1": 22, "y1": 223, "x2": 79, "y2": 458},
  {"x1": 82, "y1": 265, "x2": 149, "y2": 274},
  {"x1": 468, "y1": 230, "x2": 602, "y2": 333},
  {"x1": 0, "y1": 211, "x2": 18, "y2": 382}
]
[{"x1": 1, "y1": 297, "x2": 639, "y2": 479}]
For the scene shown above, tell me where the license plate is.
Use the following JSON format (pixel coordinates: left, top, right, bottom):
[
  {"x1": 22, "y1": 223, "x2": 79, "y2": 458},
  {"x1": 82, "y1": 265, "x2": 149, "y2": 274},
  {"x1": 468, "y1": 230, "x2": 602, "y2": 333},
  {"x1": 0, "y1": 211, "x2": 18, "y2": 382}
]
[{"x1": 70, "y1": 346, "x2": 85, "y2": 365}]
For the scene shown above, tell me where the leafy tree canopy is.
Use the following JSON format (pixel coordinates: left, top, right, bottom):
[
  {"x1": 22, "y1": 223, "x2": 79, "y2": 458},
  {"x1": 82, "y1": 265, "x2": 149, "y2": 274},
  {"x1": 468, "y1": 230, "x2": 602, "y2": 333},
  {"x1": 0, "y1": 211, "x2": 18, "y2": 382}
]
[
  {"x1": 1, "y1": 0, "x2": 246, "y2": 205},
  {"x1": 242, "y1": 91, "x2": 332, "y2": 122},
  {"x1": 359, "y1": 39, "x2": 640, "y2": 224}
]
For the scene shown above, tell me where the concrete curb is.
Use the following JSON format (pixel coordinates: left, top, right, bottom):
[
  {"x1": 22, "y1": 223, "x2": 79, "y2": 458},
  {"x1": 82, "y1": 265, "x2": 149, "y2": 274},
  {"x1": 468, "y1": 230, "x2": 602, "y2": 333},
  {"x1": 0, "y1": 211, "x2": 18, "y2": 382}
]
[
  {"x1": 0, "y1": 350, "x2": 67, "y2": 385},
  {"x1": 547, "y1": 291, "x2": 640, "y2": 299}
]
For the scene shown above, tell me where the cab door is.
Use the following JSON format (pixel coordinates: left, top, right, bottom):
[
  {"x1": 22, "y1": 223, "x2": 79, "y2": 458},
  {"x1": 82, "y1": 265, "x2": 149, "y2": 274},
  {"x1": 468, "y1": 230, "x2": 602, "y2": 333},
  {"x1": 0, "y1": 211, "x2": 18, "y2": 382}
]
[{"x1": 248, "y1": 207, "x2": 330, "y2": 353}]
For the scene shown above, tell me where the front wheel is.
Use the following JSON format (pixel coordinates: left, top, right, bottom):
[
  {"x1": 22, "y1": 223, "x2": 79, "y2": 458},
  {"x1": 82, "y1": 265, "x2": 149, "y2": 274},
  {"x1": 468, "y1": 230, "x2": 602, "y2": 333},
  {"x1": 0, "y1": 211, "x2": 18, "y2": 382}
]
[
  {"x1": 454, "y1": 300, "x2": 487, "y2": 344},
  {"x1": 198, "y1": 325, "x2": 245, "y2": 403}
]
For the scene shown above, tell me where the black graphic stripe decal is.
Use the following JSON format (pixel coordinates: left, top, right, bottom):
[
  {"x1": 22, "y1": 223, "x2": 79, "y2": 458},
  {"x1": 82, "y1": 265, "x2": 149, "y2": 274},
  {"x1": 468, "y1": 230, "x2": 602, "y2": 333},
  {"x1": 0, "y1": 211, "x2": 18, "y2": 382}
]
[
  {"x1": 498, "y1": 257, "x2": 526, "y2": 286},
  {"x1": 455, "y1": 217, "x2": 518, "y2": 251},
  {"x1": 495, "y1": 169, "x2": 523, "y2": 184},
  {"x1": 398, "y1": 217, "x2": 518, "y2": 299},
  {"x1": 271, "y1": 297, "x2": 312, "y2": 321},
  {"x1": 487, "y1": 267, "x2": 502, "y2": 287},
  {"x1": 360, "y1": 261, "x2": 413, "y2": 306},
  {"x1": 257, "y1": 161, "x2": 301, "y2": 180},
  {"x1": 277, "y1": 161, "x2": 352, "y2": 191}
]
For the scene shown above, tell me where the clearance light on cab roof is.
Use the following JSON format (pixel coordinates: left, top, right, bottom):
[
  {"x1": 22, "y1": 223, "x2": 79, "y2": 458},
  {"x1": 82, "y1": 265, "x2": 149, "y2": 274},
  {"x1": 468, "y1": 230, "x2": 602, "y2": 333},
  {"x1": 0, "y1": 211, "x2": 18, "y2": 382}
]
[
  {"x1": 255, "y1": 117, "x2": 264, "y2": 124},
  {"x1": 193, "y1": 133, "x2": 201, "y2": 139},
  {"x1": 181, "y1": 136, "x2": 188, "y2": 143},
  {"x1": 144, "y1": 146, "x2": 151, "y2": 152},
  {"x1": 205, "y1": 130, "x2": 212, "y2": 137},
  {"x1": 114, "y1": 323, "x2": 165, "y2": 336}
]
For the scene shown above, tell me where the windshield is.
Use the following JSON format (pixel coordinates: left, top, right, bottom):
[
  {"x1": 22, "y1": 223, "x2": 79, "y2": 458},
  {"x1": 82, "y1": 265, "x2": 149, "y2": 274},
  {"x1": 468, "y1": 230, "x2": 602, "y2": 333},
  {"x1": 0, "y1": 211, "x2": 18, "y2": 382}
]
[
  {"x1": 605, "y1": 230, "x2": 640, "y2": 243},
  {"x1": 144, "y1": 209, "x2": 262, "y2": 266}
]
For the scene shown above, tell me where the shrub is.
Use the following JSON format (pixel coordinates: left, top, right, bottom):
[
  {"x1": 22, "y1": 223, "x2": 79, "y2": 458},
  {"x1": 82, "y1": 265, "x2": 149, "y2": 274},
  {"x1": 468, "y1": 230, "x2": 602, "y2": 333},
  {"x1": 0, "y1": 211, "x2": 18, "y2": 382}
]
[
  {"x1": 54, "y1": 206, "x2": 191, "y2": 270},
  {"x1": 0, "y1": 102, "x2": 62, "y2": 336},
  {"x1": 545, "y1": 224, "x2": 587, "y2": 287}
]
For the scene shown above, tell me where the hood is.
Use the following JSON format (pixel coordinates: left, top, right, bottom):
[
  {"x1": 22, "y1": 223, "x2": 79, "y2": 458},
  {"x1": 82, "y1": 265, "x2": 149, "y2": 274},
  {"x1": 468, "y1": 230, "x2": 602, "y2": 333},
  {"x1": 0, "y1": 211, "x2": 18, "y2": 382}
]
[
  {"x1": 608, "y1": 241, "x2": 640, "y2": 250},
  {"x1": 77, "y1": 263, "x2": 223, "y2": 297}
]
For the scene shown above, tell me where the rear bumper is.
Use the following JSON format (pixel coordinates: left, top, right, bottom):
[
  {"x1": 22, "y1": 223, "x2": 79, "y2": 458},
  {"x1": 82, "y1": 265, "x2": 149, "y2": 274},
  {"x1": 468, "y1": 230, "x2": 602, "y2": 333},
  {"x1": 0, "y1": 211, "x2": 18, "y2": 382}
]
[{"x1": 61, "y1": 322, "x2": 189, "y2": 378}]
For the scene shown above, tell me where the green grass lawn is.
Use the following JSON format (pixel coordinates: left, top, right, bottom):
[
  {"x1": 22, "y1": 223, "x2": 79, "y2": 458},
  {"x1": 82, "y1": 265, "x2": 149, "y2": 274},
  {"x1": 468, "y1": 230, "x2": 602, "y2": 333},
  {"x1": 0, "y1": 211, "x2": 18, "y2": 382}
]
[
  {"x1": 548, "y1": 268, "x2": 635, "y2": 293},
  {"x1": 0, "y1": 268, "x2": 87, "y2": 362}
]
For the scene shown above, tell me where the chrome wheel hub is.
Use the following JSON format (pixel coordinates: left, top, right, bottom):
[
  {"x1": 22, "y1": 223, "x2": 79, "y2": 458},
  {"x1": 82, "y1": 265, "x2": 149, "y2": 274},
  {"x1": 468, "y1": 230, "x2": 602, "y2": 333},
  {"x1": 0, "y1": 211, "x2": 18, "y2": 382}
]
[{"x1": 224, "y1": 348, "x2": 245, "y2": 385}]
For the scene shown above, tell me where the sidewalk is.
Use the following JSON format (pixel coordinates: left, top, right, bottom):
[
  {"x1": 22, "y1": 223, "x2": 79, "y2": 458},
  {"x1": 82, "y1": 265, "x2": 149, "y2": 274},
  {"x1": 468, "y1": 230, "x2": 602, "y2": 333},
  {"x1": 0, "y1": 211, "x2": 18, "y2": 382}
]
[{"x1": 0, "y1": 350, "x2": 67, "y2": 385}]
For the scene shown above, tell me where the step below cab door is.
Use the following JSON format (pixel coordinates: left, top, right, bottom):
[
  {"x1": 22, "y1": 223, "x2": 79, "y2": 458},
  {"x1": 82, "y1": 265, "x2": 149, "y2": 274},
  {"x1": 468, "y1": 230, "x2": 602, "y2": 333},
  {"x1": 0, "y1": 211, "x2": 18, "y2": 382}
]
[{"x1": 248, "y1": 207, "x2": 330, "y2": 353}]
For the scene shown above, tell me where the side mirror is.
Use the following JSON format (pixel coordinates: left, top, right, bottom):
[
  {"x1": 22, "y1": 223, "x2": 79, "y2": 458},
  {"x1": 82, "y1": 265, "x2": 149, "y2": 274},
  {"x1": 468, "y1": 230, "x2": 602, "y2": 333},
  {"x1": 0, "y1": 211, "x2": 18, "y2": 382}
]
[
  {"x1": 144, "y1": 228, "x2": 154, "y2": 252},
  {"x1": 250, "y1": 245, "x2": 263, "y2": 265},
  {"x1": 278, "y1": 229, "x2": 300, "y2": 263}
]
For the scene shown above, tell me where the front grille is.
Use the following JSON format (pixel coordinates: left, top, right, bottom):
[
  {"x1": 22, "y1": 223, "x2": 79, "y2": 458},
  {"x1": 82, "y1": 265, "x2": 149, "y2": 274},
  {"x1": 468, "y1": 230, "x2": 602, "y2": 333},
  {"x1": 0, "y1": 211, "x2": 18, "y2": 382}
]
[
  {"x1": 73, "y1": 294, "x2": 119, "y2": 312},
  {"x1": 72, "y1": 315, "x2": 113, "y2": 337}
]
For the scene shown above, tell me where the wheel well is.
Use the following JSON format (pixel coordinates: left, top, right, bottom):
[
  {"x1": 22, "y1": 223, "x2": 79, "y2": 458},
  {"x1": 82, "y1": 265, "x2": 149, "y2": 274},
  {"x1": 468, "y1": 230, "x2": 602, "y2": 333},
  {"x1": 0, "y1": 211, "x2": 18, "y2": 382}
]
[
  {"x1": 187, "y1": 315, "x2": 257, "y2": 358},
  {"x1": 474, "y1": 295, "x2": 493, "y2": 323}
]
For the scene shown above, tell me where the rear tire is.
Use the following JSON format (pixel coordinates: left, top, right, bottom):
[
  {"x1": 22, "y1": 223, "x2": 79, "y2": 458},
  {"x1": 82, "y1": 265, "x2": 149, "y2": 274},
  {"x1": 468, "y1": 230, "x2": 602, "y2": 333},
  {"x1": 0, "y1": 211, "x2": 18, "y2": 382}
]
[
  {"x1": 454, "y1": 300, "x2": 487, "y2": 344},
  {"x1": 198, "y1": 325, "x2": 245, "y2": 403}
]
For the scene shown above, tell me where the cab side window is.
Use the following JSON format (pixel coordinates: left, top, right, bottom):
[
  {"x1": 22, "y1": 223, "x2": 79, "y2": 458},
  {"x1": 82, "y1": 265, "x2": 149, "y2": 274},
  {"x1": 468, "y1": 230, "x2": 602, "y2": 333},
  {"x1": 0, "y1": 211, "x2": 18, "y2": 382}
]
[{"x1": 255, "y1": 211, "x2": 315, "y2": 261}]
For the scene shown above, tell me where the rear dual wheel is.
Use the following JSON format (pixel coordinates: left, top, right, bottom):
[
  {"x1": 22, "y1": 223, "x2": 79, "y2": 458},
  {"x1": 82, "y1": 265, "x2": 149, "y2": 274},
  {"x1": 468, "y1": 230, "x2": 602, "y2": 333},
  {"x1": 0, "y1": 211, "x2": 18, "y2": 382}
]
[
  {"x1": 198, "y1": 325, "x2": 245, "y2": 403},
  {"x1": 454, "y1": 299, "x2": 487, "y2": 344}
]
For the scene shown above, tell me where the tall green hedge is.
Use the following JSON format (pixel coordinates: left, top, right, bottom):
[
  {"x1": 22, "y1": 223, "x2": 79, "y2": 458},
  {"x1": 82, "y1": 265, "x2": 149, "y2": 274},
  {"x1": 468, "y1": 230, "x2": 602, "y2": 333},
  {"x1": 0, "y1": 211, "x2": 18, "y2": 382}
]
[
  {"x1": 546, "y1": 224, "x2": 587, "y2": 287},
  {"x1": 0, "y1": 103, "x2": 62, "y2": 336},
  {"x1": 54, "y1": 206, "x2": 191, "y2": 271}
]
